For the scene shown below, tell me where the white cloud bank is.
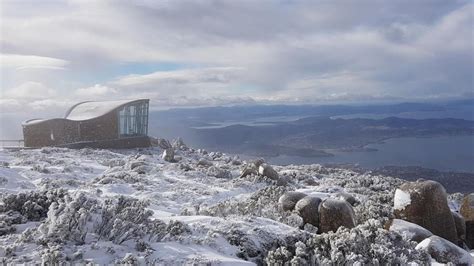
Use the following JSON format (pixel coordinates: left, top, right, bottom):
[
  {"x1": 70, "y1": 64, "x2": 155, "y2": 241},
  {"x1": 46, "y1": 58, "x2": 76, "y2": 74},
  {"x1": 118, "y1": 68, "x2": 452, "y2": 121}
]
[{"x1": 0, "y1": 0, "x2": 472, "y2": 113}]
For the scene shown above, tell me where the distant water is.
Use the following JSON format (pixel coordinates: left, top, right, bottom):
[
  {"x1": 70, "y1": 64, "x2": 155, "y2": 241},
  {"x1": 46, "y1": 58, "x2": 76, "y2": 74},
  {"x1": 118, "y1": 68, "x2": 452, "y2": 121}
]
[{"x1": 267, "y1": 135, "x2": 474, "y2": 173}]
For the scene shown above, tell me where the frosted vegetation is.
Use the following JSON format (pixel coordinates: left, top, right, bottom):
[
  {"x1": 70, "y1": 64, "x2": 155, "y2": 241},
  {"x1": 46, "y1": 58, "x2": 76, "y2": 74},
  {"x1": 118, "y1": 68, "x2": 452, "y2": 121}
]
[{"x1": 0, "y1": 139, "x2": 470, "y2": 264}]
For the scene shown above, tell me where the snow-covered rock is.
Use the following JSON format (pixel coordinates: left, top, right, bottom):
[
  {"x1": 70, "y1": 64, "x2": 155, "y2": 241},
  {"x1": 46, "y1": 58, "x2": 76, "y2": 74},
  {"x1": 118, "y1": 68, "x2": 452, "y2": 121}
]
[
  {"x1": 415, "y1": 235, "x2": 472, "y2": 265},
  {"x1": 319, "y1": 198, "x2": 356, "y2": 233},
  {"x1": 393, "y1": 180, "x2": 458, "y2": 244},
  {"x1": 294, "y1": 196, "x2": 321, "y2": 228},
  {"x1": 387, "y1": 219, "x2": 433, "y2": 243},
  {"x1": 258, "y1": 163, "x2": 279, "y2": 180},
  {"x1": 333, "y1": 192, "x2": 359, "y2": 206},
  {"x1": 278, "y1": 191, "x2": 307, "y2": 211}
]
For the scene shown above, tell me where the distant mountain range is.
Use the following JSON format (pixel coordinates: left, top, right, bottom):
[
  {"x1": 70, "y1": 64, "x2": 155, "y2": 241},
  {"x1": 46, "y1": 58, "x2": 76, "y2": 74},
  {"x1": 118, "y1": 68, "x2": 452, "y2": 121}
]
[{"x1": 149, "y1": 99, "x2": 474, "y2": 158}]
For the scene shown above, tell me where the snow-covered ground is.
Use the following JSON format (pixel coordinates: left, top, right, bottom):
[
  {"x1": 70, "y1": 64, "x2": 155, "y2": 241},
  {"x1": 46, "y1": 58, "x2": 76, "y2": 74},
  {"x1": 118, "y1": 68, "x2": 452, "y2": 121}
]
[{"x1": 0, "y1": 144, "x2": 472, "y2": 264}]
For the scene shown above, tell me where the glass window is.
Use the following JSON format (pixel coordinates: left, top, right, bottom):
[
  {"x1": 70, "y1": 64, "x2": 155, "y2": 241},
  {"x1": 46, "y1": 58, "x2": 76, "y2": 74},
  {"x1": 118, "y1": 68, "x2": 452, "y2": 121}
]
[{"x1": 118, "y1": 101, "x2": 148, "y2": 137}]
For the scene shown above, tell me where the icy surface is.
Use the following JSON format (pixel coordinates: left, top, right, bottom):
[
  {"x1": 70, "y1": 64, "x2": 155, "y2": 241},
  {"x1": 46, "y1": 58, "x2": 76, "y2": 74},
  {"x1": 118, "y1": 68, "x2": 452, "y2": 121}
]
[
  {"x1": 394, "y1": 188, "x2": 412, "y2": 210},
  {"x1": 0, "y1": 146, "x2": 470, "y2": 264}
]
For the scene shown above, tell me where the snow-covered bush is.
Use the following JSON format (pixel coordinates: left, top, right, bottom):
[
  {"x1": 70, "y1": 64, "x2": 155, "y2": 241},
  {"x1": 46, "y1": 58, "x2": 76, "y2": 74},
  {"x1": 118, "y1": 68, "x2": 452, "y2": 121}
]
[
  {"x1": 37, "y1": 192, "x2": 99, "y2": 244},
  {"x1": 94, "y1": 170, "x2": 142, "y2": 184},
  {"x1": 265, "y1": 219, "x2": 430, "y2": 265},
  {"x1": 0, "y1": 189, "x2": 67, "y2": 221},
  {"x1": 199, "y1": 186, "x2": 288, "y2": 221},
  {"x1": 207, "y1": 166, "x2": 232, "y2": 179},
  {"x1": 95, "y1": 196, "x2": 153, "y2": 244},
  {"x1": 164, "y1": 220, "x2": 191, "y2": 238}
]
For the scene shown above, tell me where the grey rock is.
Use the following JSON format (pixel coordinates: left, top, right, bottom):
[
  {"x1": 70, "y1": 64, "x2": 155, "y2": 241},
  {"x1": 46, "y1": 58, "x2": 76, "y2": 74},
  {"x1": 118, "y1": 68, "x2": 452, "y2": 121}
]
[
  {"x1": 278, "y1": 192, "x2": 307, "y2": 212},
  {"x1": 295, "y1": 196, "x2": 322, "y2": 227},
  {"x1": 258, "y1": 164, "x2": 279, "y2": 180},
  {"x1": 451, "y1": 211, "x2": 466, "y2": 245},
  {"x1": 319, "y1": 198, "x2": 356, "y2": 233},
  {"x1": 415, "y1": 236, "x2": 472, "y2": 265},
  {"x1": 387, "y1": 219, "x2": 433, "y2": 243}
]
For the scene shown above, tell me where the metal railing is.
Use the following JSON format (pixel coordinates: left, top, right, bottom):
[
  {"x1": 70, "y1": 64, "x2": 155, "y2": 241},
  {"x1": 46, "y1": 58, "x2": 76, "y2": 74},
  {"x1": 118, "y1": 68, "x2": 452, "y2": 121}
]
[{"x1": 0, "y1": 139, "x2": 24, "y2": 147}]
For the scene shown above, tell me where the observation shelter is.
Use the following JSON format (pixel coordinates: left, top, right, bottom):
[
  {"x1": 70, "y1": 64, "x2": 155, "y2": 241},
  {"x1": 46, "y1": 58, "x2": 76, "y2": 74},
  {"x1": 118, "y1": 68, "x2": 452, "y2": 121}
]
[{"x1": 22, "y1": 99, "x2": 151, "y2": 148}]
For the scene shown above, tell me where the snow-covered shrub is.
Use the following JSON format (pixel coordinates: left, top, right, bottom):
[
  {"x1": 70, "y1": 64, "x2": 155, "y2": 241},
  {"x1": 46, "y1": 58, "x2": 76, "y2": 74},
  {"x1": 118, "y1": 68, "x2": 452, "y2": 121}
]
[
  {"x1": 0, "y1": 221, "x2": 15, "y2": 236},
  {"x1": 38, "y1": 178, "x2": 83, "y2": 189},
  {"x1": 0, "y1": 189, "x2": 67, "y2": 221},
  {"x1": 265, "y1": 246, "x2": 293, "y2": 265},
  {"x1": 115, "y1": 253, "x2": 139, "y2": 265},
  {"x1": 353, "y1": 193, "x2": 394, "y2": 224},
  {"x1": 225, "y1": 228, "x2": 261, "y2": 260},
  {"x1": 40, "y1": 245, "x2": 65, "y2": 265},
  {"x1": 95, "y1": 196, "x2": 152, "y2": 244},
  {"x1": 207, "y1": 166, "x2": 232, "y2": 179},
  {"x1": 199, "y1": 186, "x2": 288, "y2": 221},
  {"x1": 37, "y1": 192, "x2": 99, "y2": 244},
  {"x1": 95, "y1": 196, "x2": 169, "y2": 245},
  {"x1": 94, "y1": 170, "x2": 142, "y2": 184},
  {"x1": 265, "y1": 219, "x2": 430, "y2": 265},
  {"x1": 165, "y1": 220, "x2": 191, "y2": 238}
]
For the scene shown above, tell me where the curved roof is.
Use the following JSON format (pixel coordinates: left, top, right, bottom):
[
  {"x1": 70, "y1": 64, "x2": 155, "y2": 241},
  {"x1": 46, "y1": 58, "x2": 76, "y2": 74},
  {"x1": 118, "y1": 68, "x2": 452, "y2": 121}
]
[
  {"x1": 65, "y1": 99, "x2": 148, "y2": 121},
  {"x1": 22, "y1": 118, "x2": 45, "y2": 125}
]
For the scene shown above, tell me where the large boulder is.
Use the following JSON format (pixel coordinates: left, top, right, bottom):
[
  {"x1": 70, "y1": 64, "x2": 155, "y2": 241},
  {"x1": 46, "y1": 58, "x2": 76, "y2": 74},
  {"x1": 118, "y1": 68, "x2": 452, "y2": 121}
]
[
  {"x1": 278, "y1": 192, "x2": 307, "y2": 212},
  {"x1": 415, "y1": 236, "x2": 472, "y2": 265},
  {"x1": 451, "y1": 211, "x2": 466, "y2": 246},
  {"x1": 460, "y1": 193, "x2": 474, "y2": 248},
  {"x1": 466, "y1": 221, "x2": 474, "y2": 249},
  {"x1": 258, "y1": 163, "x2": 287, "y2": 186},
  {"x1": 393, "y1": 180, "x2": 458, "y2": 244},
  {"x1": 386, "y1": 219, "x2": 433, "y2": 243},
  {"x1": 318, "y1": 198, "x2": 355, "y2": 233},
  {"x1": 294, "y1": 196, "x2": 322, "y2": 227},
  {"x1": 460, "y1": 193, "x2": 474, "y2": 221},
  {"x1": 258, "y1": 164, "x2": 279, "y2": 180},
  {"x1": 333, "y1": 192, "x2": 359, "y2": 206}
]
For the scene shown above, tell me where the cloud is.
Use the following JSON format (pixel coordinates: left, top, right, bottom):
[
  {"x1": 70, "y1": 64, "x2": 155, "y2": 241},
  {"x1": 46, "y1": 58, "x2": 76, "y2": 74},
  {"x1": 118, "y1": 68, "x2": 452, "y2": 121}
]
[
  {"x1": 74, "y1": 84, "x2": 117, "y2": 98},
  {"x1": 5, "y1": 81, "x2": 57, "y2": 99},
  {"x1": 0, "y1": 54, "x2": 69, "y2": 70},
  {"x1": 114, "y1": 67, "x2": 243, "y2": 87},
  {"x1": 0, "y1": 0, "x2": 472, "y2": 108}
]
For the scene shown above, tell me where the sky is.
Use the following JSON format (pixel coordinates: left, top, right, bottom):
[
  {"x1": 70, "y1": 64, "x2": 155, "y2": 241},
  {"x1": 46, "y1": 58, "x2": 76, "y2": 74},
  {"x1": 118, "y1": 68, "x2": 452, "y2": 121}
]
[{"x1": 0, "y1": 0, "x2": 473, "y2": 121}]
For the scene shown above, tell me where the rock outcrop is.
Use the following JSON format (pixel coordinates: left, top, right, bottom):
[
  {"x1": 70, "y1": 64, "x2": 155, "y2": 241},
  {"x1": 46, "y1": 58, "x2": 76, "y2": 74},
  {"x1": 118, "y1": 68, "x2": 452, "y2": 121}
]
[
  {"x1": 415, "y1": 236, "x2": 472, "y2": 265},
  {"x1": 451, "y1": 211, "x2": 466, "y2": 246},
  {"x1": 393, "y1": 180, "x2": 458, "y2": 244},
  {"x1": 294, "y1": 196, "x2": 321, "y2": 227},
  {"x1": 318, "y1": 198, "x2": 355, "y2": 233},
  {"x1": 460, "y1": 193, "x2": 474, "y2": 221},
  {"x1": 258, "y1": 164, "x2": 279, "y2": 181},
  {"x1": 386, "y1": 219, "x2": 433, "y2": 243},
  {"x1": 278, "y1": 192, "x2": 307, "y2": 212},
  {"x1": 460, "y1": 193, "x2": 474, "y2": 248}
]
